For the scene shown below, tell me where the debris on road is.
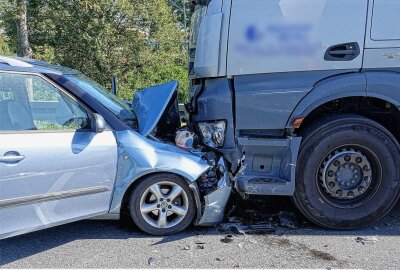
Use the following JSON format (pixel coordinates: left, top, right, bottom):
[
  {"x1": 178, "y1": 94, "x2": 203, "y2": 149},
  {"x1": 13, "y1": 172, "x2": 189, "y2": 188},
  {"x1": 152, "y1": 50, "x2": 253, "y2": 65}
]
[
  {"x1": 222, "y1": 234, "x2": 234, "y2": 243},
  {"x1": 221, "y1": 194, "x2": 302, "y2": 236},
  {"x1": 220, "y1": 222, "x2": 276, "y2": 235},
  {"x1": 273, "y1": 211, "x2": 299, "y2": 229},
  {"x1": 147, "y1": 257, "x2": 156, "y2": 266},
  {"x1": 183, "y1": 245, "x2": 191, "y2": 250},
  {"x1": 220, "y1": 223, "x2": 246, "y2": 235},
  {"x1": 241, "y1": 223, "x2": 276, "y2": 234},
  {"x1": 355, "y1": 236, "x2": 379, "y2": 245},
  {"x1": 197, "y1": 245, "x2": 205, "y2": 249}
]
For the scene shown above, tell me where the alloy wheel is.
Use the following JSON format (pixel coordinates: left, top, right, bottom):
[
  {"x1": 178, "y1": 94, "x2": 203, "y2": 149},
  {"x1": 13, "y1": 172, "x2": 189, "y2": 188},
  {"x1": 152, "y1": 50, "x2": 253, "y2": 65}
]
[{"x1": 139, "y1": 181, "x2": 189, "y2": 229}]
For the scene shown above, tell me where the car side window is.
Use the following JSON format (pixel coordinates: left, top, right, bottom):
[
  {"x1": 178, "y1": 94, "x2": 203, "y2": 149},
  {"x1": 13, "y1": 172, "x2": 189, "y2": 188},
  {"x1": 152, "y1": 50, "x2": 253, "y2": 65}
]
[{"x1": 0, "y1": 72, "x2": 91, "y2": 132}]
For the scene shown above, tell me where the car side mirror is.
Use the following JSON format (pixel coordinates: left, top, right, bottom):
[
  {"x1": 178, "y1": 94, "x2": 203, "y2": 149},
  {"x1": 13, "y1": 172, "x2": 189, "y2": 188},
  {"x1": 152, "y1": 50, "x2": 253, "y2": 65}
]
[{"x1": 93, "y1": 113, "x2": 106, "y2": 133}]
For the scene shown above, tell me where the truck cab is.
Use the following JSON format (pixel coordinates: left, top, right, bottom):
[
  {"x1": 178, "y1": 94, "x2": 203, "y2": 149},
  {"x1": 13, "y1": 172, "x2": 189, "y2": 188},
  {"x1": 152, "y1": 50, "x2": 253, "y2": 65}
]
[{"x1": 188, "y1": 0, "x2": 400, "y2": 229}]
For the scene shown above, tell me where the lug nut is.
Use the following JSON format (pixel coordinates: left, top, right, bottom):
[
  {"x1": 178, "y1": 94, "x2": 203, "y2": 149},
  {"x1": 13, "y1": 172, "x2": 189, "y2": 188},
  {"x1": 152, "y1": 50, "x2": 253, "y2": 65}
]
[
  {"x1": 167, "y1": 199, "x2": 171, "y2": 202},
  {"x1": 328, "y1": 171, "x2": 334, "y2": 177},
  {"x1": 168, "y1": 205, "x2": 172, "y2": 209},
  {"x1": 334, "y1": 161, "x2": 340, "y2": 167},
  {"x1": 160, "y1": 198, "x2": 164, "y2": 201},
  {"x1": 345, "y1": 155, "x2": 351, "y2": 161},
  {"x1": 329, "y1": 182, "x2": 335, "y2": 188},
  {"x1": 358, "y1": 186, "x2": 364, "y2": 192},
  {"x1": 347, "y1": 191, "x2": 354, "y2": 197},
  {"x1": 356, "y1": 157, "x2": 362, "y2": 163},
  {"x1": 336, "y1": 190, "x2": 343, "y2": 196},
  {"x1": 162, "y1": 209, "x2": 166, "y2": 212},
  {"x1": 157, "y1": 204, "x2": 161, "y2": 208}
]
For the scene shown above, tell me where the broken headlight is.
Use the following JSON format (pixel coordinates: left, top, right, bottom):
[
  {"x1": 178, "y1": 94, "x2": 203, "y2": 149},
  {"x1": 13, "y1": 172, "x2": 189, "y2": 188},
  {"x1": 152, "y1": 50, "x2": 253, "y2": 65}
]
[{"x1": 197, "y1": 120, "x2": 226, "y2": 148}]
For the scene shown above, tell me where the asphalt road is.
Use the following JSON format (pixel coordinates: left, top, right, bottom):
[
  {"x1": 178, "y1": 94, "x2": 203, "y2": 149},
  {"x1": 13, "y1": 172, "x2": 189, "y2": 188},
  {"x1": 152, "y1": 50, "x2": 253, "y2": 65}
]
[{"x1": 1, "y1": 196, "x2": 400, "y2": 269}]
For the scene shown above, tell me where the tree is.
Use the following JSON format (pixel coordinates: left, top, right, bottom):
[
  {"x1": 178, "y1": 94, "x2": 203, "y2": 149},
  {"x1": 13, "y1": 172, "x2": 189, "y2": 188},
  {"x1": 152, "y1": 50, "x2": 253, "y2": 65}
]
[
  {"x1": 2, "y1": 0, "x2": 189, "y2": 102},
  {"x1": 168, "y1": 0, "x2": 192, "y2": 31},
  {"x1": 15, "y1": 0, "x2": 31, "y2": 57}
]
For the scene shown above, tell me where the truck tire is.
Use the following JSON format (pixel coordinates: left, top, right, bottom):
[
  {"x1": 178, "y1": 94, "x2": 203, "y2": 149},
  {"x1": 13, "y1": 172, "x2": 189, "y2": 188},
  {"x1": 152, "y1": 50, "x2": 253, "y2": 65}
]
[
  {"x1": 129, "y1": 174, "x2": 195, "y2": 235},
  {"x1": 293, "y1": 114, "x2": 400, "y2": 229}
]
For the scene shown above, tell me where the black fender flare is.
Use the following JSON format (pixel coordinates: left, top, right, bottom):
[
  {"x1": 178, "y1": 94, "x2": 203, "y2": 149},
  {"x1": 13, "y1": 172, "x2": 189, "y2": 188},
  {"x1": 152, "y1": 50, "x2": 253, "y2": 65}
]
[{"x1": 286, "y1": 72, "x2": 367, "y2": 127}]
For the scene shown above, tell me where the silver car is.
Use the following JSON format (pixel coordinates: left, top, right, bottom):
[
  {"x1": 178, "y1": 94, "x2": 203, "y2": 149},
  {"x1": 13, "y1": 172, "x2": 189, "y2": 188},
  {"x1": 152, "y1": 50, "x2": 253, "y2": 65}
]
[{"x1": 0, "y1": 56, "x2": 232, "y2": 239}]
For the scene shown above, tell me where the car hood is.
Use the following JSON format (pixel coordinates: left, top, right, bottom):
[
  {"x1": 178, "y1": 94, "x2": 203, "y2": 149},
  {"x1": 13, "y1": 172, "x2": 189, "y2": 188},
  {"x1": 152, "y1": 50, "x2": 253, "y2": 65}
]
[{"x1": 132, "y1": 80, "x2": 179, "y2": 137}]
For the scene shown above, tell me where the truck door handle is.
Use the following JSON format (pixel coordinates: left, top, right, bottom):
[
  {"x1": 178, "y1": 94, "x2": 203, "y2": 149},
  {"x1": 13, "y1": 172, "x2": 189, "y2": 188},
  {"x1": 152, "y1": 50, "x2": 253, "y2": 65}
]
[
  {"x1": 328, "y1": 49, "x2": 357, "y2": 56},
  {"x1": 324, "y1": 42, "x2": 360, "y2": 61},
  {"x1": 0, "y1": 152, "x2": 25, "y2": 164}
]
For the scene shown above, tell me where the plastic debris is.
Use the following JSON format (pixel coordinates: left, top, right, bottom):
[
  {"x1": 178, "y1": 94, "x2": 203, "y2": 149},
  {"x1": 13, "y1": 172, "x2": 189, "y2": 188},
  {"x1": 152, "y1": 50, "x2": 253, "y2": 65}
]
[
  {"x1": 273, "y1": 211, "x2": 299, "y2": 229},
  {"x1": 147, "y1": 257, "x2": 156, "y2": 266},
  {"x1": 355, "y1": 236, "x2": 379, "y2": 245},
  {"x1": 240, "y1": 223, "x2": 276, "y2": 234}
]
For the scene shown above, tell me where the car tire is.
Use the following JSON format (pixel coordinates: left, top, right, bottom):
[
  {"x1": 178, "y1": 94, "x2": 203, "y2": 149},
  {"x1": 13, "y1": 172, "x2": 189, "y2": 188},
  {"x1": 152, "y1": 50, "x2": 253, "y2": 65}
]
[
  {"x1": 129, "y1": 173, "x2": 195, "y2": 235},
  {"x1": 293, "y1": 114, "x2": 400, "y2": 229}
]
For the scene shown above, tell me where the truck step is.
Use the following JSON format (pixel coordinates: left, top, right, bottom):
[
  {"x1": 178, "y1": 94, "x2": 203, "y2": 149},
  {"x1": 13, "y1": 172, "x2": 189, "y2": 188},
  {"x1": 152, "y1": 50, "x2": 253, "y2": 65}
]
[{"x1": 236, "y1": 175, "x2": 295, "y2": 196}]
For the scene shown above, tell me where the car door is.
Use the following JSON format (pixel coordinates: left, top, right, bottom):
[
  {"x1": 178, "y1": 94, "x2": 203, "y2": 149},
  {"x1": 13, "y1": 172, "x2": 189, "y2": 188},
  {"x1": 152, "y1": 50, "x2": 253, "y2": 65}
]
[{"x1": 0, "y1": 71, "x2": 118, "y2": 239}]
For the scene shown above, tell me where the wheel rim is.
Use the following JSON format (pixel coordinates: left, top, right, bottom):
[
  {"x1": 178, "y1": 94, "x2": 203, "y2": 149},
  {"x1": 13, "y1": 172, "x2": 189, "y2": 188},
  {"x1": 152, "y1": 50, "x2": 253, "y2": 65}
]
[
  {"x1": 139, "y1": 181, "x2": 189, "y2": 229},
  {"x1": 317, "y1": 145, "x2": 382, "y2": 207}
]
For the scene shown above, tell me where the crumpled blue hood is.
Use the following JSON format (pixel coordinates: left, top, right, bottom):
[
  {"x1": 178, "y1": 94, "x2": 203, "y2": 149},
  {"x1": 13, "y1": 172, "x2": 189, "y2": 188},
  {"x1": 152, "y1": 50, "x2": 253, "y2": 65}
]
[{"x1": 132, "y1": 80, "x2": 178, "y2": 137}]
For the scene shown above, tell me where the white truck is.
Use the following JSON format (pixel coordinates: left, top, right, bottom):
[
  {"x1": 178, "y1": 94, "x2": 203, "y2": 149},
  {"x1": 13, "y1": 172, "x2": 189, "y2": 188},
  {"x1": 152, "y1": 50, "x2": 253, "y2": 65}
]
[{"x1": 187, "y1": 0, "x2": 400, "y2": 229}]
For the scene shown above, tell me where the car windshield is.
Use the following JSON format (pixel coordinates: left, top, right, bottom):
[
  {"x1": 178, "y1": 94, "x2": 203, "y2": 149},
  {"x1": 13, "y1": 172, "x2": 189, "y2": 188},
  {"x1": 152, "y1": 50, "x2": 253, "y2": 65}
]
[{"x1": 65, "y1": 74, "x2": 136, "y2": 126}]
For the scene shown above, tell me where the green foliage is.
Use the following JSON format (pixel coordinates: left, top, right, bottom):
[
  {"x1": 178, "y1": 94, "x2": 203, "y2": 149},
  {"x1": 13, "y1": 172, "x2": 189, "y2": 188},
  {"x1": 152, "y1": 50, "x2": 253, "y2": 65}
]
[
  {"x1": 0, "y1": 34, "x2": 13, "y2": 55},
  {"x1": 34, "y1": 120, "x2": 80, "y2": 131},
  {"x1": 1, "y1": 0, "x2": 189, "y2": 102}
]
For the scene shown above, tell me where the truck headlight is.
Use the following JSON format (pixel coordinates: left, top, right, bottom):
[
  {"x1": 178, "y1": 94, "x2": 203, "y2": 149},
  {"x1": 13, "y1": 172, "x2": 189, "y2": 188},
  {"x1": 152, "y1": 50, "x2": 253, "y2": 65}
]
[{"x1": 198, "y1": 121, "x2": 226, "y2": 148}]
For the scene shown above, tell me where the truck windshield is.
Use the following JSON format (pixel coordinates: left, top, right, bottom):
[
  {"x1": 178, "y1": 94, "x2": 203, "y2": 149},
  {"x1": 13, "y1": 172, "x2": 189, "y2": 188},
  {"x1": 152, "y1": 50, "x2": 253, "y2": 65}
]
[
  {"x1": 65, "y1": 73, "x2": 136, "y2": 126},
  {"x1": 189, "y1": 7, "x2": 207, "y2": 48}
]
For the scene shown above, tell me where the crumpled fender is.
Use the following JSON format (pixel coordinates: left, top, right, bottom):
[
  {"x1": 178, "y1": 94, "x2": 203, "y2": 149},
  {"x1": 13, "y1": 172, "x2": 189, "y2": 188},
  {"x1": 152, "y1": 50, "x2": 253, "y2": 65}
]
[{"x1": 108, "y1": 130, "x2": 211, "y2": 215}]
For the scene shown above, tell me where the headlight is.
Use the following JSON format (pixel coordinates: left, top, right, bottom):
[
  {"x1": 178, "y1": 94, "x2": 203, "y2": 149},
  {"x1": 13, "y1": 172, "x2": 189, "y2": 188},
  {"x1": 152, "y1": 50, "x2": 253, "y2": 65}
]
[{"x1": 198, "y1": 121, "x2": 226, "y2": 148}]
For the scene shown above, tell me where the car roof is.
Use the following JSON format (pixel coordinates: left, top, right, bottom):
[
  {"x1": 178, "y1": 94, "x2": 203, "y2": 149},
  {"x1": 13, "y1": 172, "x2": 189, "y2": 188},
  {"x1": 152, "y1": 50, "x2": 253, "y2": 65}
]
[{"x1": 0, "y1": 56, "x2": 79, "y2": 75}]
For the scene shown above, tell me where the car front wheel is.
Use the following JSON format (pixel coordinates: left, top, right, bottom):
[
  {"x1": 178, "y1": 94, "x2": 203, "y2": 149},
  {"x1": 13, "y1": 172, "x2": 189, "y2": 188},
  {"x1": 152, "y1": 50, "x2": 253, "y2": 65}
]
[{"x1": 129, "y1": 174, "x2": 195, "y2": 235}]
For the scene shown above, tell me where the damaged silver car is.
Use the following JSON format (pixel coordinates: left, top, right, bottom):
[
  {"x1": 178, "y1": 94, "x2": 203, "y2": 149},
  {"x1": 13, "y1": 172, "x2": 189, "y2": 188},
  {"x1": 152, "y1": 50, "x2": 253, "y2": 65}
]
[{"x1": 0, "y1": 57, "x2": 239, "y2": 238}]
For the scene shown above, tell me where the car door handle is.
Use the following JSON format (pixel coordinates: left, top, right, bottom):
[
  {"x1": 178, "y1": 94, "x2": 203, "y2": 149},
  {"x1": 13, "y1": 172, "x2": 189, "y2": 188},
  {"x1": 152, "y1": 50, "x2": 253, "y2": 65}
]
[
  {"x1": 324, "y1": 42, "x2": 360, "y2": 61},
  {"x1": 0, "y1": 152, "x2": 25, "y2": 164}
]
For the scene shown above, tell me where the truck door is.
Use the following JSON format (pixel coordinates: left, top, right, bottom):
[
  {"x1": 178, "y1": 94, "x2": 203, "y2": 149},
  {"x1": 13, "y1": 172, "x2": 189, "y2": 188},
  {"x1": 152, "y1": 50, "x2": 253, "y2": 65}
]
[
  {"x1": 227, "y1": 0, "x2": 369, "y2": 131},
  {"x1": 0, "y1": 72, "x2": 118, "y2": 239}
]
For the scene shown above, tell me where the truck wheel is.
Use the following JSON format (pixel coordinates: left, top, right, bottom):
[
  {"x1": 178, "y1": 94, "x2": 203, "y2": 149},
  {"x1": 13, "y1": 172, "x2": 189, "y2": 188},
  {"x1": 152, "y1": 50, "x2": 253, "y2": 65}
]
[
  {"x1": 293, "y1": 114, "x2": 400, "y2": 229},
  {"x1": 129, "y1": 174, "x2": 195, "y2": 235}
]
